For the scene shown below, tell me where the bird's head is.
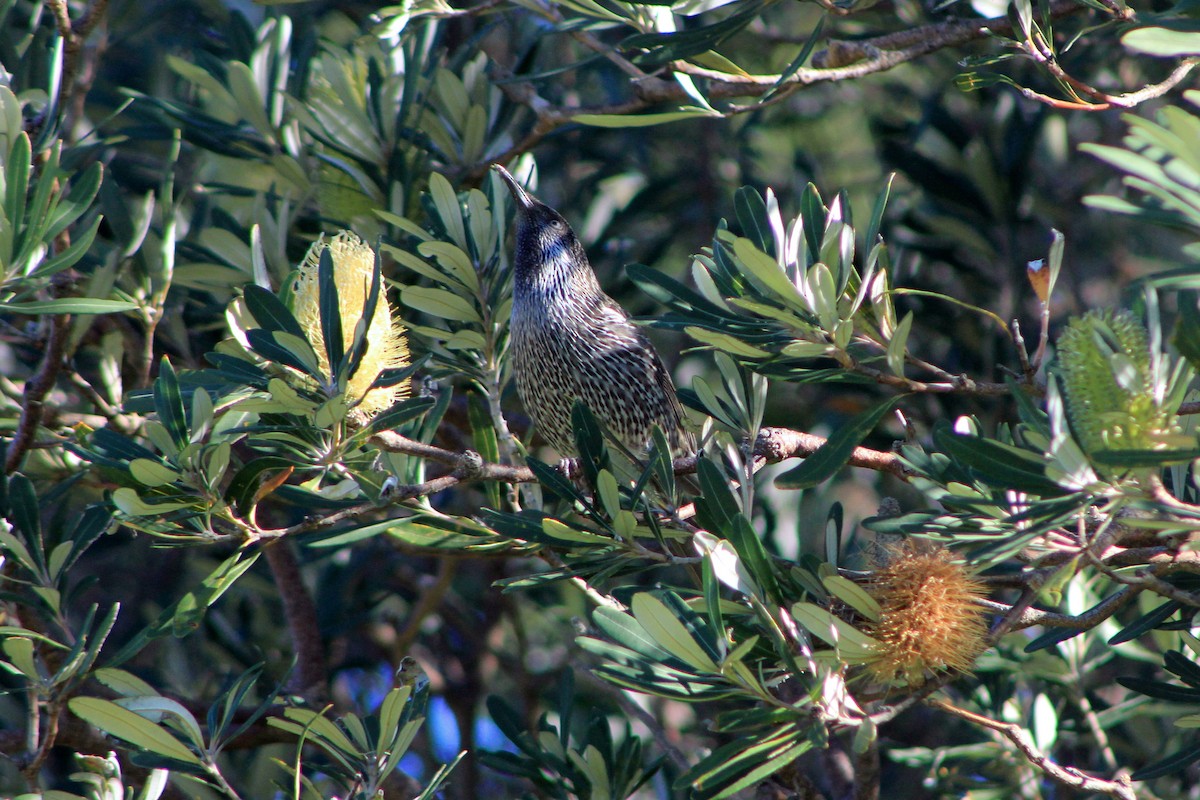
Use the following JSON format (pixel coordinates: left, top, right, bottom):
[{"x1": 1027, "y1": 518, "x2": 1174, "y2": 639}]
[{"x1": 493, "y1": 164, "x2": 594, "y2": 293}]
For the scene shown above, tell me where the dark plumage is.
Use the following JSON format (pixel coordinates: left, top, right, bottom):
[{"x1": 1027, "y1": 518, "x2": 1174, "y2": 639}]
[{"x1": 493, "y1": 165, "x2": 693, "y2": 458}]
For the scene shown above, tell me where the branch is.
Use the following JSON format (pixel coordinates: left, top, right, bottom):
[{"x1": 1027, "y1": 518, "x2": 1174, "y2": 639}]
[
  {"x1": 749, "y1": 427, "x2": 907, "y2": 480},
  {"x1": 233, "y1": 424, "x2": 909, "y2": 544},
  {"x1": 1014, "y1": 24, "x2": 1200, "y2": 111},
  {"x1": 974, "y1": 587, "x2": 1141, "y2": 634},
  {"x1": 262, "y1": 541, "x2": 327, "y2": 699},
  {"x1": 486, "y1": 0, "x2": 1109, "y2": 159},
  {"x1": 6, "y1": 314, "x2": 70, "y2": 474},
  {"x1": 930, "y1": 699, "x2": 1137, "y2": 800}
]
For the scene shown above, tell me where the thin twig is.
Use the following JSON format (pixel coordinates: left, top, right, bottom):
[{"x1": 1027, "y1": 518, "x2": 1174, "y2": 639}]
[{"x1": 929, "y1": 698, "x2": 1137, "y2": 800}]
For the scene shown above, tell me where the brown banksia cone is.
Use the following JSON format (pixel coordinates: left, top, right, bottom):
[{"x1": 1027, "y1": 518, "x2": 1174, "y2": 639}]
[
  {"x1": 863, "y1": 543, "x2": 988, "y2": 687},
  {"x1": 293, "y1": 231, "x2": 411, "y2": 421}
]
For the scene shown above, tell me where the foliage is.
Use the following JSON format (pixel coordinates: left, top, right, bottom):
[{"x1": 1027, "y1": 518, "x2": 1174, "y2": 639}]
[{"x1": 3, "y1": 2, "x2": 1200, "y2": 800}]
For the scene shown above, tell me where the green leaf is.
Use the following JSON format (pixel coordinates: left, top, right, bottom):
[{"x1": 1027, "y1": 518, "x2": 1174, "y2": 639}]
[
  {"x1": 243, "y1": 284, "x2": 306, "y2": 339},
  {"x1": 129, "y1": 459, "x2": 181, "y2": 488},
  {"x1": 3, "y1": 636, "x2": 41, "y2": 680},
  {"x1": 225, "y1": 456, "x2": 295, "y2": 513},
  {"x1": 630, "y1": 592, "x2": 720, "y2": 670},
  {"x1": 7, "y1": 474, "x2": 44, "y2": 572},
  {"x1": 245, "y1": 329, "x2": 322, "y2": 378},
  {"x1": 276, "y1": 707, "x2": 359, "y2": 757},
  {"x1": 886, "y1": 311, "x2": 913, "y2": 377},
  {"x1": 1119, "y1": 676, "x2": 1200, "y2": 703},
  {"x1": 2, "y1": 298, "x2": 137, "y2": 314},
  {"x1": 684, "y1": 326, "x2": 770, "y2": 358},
  {"x1": 107, "y1": 551, "x2": 261, "y2": 666},
  {"x1": 110, "y1": 489, "x2": 192, "y2": 517},
  {"x1": 318, "y1": 246, "x2": 344, "y2": 378},
  {"x1": 1122, "y1": 28, "x2": 1200, "y2": 56},
  {"x1": 822, "y1": 574, "x2": 881, "y2": 622},
  {"x1": 69, "y1": 697, "x2": 203, "y2": 765},
  {"x1": 932, "y1": 423, "x2": 1071, "y2": 496},
  {"x1": 400, "y1": 286, "x2": 481, "y2": 323},
  {"x1": 153, "y1": 358, "x2": 188, "y2": 451},
  {"x1": 590, "y1": 606, "x2": 675, "y2": 662},
  {"x1": 1166, "y1": 650, "x2": 1200, "y2": 688},
  {"x1": 46, "y1": 162, "x2": 103, "y2": 239},
  {"x1": 428, "y1": 172, "x2": 467, "y2": 250},
  {"x1": 734, "y1": 186, "x2": 772, "y2": 256},
  {"x1": 731, "y1": 237, "x2": 808, "y2": 311},
  {"x1": 361, "y1": 396, "x2": 436, "y2": 438},
  {"x1": 1174, "y1": 291, "x2": 1200, "y2": 371},
  {"x1": 1132, "y1": 739, "x2": 1200, "y2": 780},
  {"x1": 789, "y1": 601, "x2": 879, "y2": 658},
  {"x1": 1109, "y1": 600, "x2": 1180, "y2": 645},
  {"x1": 94, "y1": 667, "x2": 160, "y2": 697},
  {"x1": 774, "y1": 397, "x2": 899, "y2": 489},
  {"x1": 572, "y1": 108, "x2": 719, "y2": 127},
  {"x1": 1091, "y1": 448, "x2": 1200, "y2": 467},
  {"x1": 114, "y1": 696, "x2": 205, "y2": 751},
  {"x1": 572, "y1": 402, "x2": 609, "y2": 490},
  {"x1": 31, "y1": 216, "x2": 104, "y2": 279}
]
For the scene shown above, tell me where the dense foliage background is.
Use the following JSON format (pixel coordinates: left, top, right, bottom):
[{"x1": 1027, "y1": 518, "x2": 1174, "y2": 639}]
[{"x1": 3, "y1": 0, "x2": 1200, "y2": 798}]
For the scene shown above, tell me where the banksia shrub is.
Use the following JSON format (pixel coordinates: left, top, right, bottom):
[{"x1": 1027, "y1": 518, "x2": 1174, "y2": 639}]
[
  {"x1": 1056, "y1": 308, "x2": 1180, "y2": 453},
  {"x1": 863, "y1": 545, "x2": 988, "y2": 687},
  {"x1": 293, "y1": 231, "x2": 411, "y2": 420}
]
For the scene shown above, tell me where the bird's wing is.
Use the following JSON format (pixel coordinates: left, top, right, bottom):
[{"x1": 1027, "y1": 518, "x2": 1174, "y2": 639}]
[{"x1": 577, "y1": 298, "x2": 694, "y2": 453}]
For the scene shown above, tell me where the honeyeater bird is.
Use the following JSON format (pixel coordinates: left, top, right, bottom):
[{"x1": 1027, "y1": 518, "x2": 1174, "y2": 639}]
[{"x1": 493, "y1": 164, "x2": 694, "y2": 460}]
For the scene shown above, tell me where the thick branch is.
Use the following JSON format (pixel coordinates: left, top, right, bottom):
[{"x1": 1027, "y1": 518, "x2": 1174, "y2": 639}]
[{"x1": 262, "y1": 541, "x2": 327, "y2": 699}]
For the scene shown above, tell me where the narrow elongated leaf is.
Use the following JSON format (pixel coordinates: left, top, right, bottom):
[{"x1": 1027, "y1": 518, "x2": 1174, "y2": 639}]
[
  {"x1": 31, "y1": 216, "x2": 103, "y2": 278},
  {"x1": 46, "y1": 162, "x2": 103, "y2": 238},
  {"x1": 1133, "y1": 739, "x2": 1200, "y2": 780},
  {"x1": 1166, "y1": 650, "x2": 1200, "y2": 688},
  {"x1": 734, "y1": 187, "x2": 772, "y2": 256},
  {"x1": 318, "y1": 246, "x2": 344, "y2": 377},
  {"x1": 243, "y1": 284, "x2": 306, "y2": 338},
  {"x1": 245, "y1": 329, "x2": 321, "y2": 378},
  {"x1": 932, "y1": 424, "x2": 1069, "y2": 496},
  {"x1": 590, "y1": 606, "x2": 676, "y2": 662},
  {"x1": 153, "y1": 358, "x2": 188, "y2": 450},
  {"x1": 361, "y1": 396, "x2": 435, "y2": 437},
  {"x1": 822, "y1": 575, "x2": 881, "y2": 622},
  {"x1": 790, "y1": 602, "x2": 879, "y2": 657},
  {"x1": 1109, "y1": 600, "x2": 1180, "y2": 645},
  {"x1": 69, "y1": 697, "x2": 203, "y2": 766},
  {"x1": 3, "y1": 298, "x2": 137, "y2": 314}
]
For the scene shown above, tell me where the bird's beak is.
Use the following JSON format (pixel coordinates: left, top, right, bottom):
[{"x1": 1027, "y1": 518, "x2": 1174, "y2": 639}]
[{"x1": 492, "y1": 164, "x2": 536, "y2": 212}]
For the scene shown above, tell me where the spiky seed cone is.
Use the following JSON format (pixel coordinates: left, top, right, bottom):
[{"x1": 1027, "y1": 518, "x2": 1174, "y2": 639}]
[
  {"x1": 864, "y1": 545, "x2": 988, "y2": 687},
  {"x1": 293, "y1": 231, "x2": 411, "y2": 421}
]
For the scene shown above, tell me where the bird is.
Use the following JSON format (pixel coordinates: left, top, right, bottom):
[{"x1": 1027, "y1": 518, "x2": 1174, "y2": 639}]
[{"x1": 492, "y1": 164, "x2": 694, "y2": 462}]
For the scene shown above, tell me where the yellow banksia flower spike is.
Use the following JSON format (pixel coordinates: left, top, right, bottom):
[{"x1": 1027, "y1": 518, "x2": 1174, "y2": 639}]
[
  {"x1": 293, "y1": 231, "x2": 411, "y2": 421},
  {"x1": 863, "y1": 544, "x2": 988, "y2": 687}
]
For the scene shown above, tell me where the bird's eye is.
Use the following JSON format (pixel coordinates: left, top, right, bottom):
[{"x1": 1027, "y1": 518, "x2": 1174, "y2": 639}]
[{"x1": 550, "y1": 219, "x2": 567, "y2": 231}]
